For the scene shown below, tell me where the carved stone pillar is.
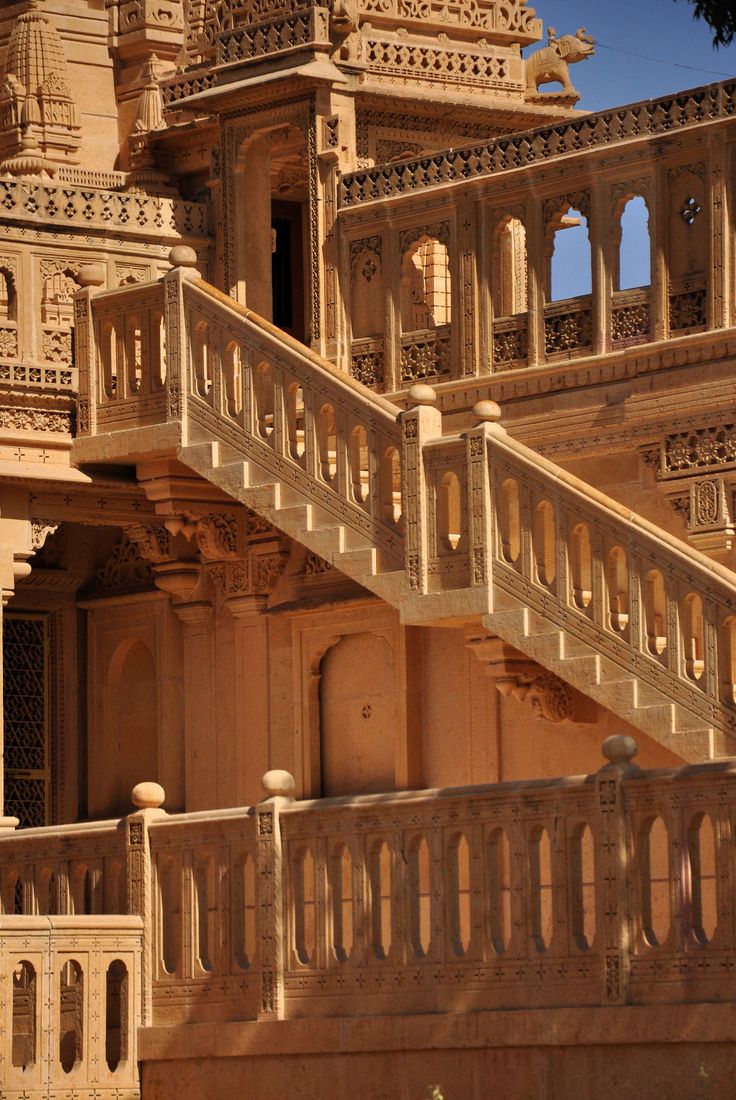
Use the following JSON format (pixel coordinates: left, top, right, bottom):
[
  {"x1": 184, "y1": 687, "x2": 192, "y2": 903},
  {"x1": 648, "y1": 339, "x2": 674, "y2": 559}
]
[
  {"x1": 595, "y1": 735, "x2": 640, "y2": 1006},
  {"x1": 256, "y1": 768, "x2": 295, "y2": 1021}
]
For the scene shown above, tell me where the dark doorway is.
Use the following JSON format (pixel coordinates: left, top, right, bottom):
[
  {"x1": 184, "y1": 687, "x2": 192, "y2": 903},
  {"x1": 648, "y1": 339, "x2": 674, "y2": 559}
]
[{"x1": 271, "y1": 200, "x2": 305, "y2": 342}]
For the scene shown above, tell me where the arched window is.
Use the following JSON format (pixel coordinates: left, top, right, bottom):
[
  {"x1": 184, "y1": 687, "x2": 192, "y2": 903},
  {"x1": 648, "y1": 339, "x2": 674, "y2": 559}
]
[
  {"x1": 12, "y1": 961, "x2": 36, "y2": 1069},
  {"x1": 548, "y1": 206, "x2": 591, "y2": 302},
  {"x1": 617, "y1": 196, "x2": 651, "y2": 291},
  {"x1": 400, "y1": 234, "x2": 452, "y2": 331}
]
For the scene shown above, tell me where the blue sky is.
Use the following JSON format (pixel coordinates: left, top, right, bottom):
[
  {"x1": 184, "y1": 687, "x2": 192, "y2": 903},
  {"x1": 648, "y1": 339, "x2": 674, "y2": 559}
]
[
  {"x1": 527, "y1": 0, "x2": 736, "y2": 111},
  {"x1": 532, "y1": 1, "x2": 735, "y2": 301}
]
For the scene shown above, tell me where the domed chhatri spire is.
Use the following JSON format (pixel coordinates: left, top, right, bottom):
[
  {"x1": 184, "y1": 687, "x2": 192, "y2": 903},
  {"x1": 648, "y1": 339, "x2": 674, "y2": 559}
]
[{"x1": 0, "y1": 0, "x2": 81, "y2": 174}]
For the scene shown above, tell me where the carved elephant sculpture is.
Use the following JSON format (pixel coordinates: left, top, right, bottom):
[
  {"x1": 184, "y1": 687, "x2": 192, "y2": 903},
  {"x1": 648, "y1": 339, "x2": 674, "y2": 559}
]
[{"x1": 525, "y1": 27, "x2": 596, "y2": 97}]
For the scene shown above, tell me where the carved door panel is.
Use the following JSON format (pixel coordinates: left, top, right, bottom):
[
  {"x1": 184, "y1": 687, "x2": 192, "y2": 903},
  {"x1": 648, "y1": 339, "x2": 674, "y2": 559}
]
[
  {"x1": 319, "y1": 632, "x2": 399, "y2": 797},
  {"x1": 3, "y1": 611, "x2": 51, "y2": 828}
]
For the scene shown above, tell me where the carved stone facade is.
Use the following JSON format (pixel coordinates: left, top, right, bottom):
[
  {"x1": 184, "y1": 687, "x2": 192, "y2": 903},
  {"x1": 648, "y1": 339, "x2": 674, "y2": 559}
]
[{"x1": 0, "y1": 2, "x2": 735, "y2": 1099}]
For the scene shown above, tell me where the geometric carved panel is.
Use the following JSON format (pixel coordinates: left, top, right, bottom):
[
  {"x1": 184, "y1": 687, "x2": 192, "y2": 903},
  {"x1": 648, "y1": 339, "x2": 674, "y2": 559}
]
[{"x1": 3, "y1": 612, "x2": 50, "y2": 828}]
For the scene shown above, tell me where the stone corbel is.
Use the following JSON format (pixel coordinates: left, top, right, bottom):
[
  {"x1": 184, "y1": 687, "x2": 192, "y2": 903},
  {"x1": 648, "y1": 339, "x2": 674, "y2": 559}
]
[
  {"x1": 465, "y1": 632, "x2": 595, "y2": 724},
  {"x1": 660, "y1": 474, "x2": 736, "y2": 559}
]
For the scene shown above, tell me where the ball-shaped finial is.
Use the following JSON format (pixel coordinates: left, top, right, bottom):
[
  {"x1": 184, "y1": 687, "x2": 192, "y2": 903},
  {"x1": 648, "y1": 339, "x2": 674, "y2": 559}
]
[
  {"x1": 77, "y1": 263, "x2": 106, "y2": 288},
  {"x1": 131, "y1": 781, "x2": 166, "y2": 810},
  {"x1": 473, "y1": 399, "x2": 502, "y2": 424},
  {"x1": 262, "y1": 769, "x2": 296, "y2": 798},
  {"x1": 168, "y1": 245, "x2": 199, "y2": 269},
  {"x1": 601, "y1": 734, "x2": 638, "y2": 766},
  {"x1": 407, "y1": 383, "x2": 437, "y2": 408}
]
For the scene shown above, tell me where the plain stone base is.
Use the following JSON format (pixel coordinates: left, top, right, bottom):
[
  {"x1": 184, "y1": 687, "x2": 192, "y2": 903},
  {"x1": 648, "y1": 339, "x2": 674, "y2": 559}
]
[{"x1": 140, "y1": 1004, "x2": 736, "y2": 1099}]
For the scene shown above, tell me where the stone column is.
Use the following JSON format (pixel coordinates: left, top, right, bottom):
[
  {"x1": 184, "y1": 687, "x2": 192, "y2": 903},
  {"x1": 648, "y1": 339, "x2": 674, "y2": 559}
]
[
  {"x1": 256, "y1": 768, "x2": 295, "y2": 1021},
  {"x1": 595, "y1": 734, "x2": 640, "y2": 1006},
  {"x1": 125, "y1": 781, "x2": 167, "y2": 1026},
  {"x1": 401, "y1": 384, "x2": 442, "y2": 596}
]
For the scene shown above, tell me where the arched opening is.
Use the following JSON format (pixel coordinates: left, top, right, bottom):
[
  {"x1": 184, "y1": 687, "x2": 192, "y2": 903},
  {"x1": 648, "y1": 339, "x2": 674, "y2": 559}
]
[
  {"x1": 617, "y1": 196, "x2": 651, "y2": 291},
  {"x1": 99, "y1": 320, "x2": 117, "y2": 399},
  {"x1": 317, "y1": 403, "x2": 337, "y2": 483},
  {"x1": 447, "y1": 832, "x2": 471, "y2": 956},
  {"x1": 232, "y1": 854, "x2": 256, "y2": 970},
  {"x1": 223, "y1": 341, "x2": 242, "y2": 418},
  {"x1": 151, "y1": 311, "x2": 166, "y2": 388},
  {"x1": 409, "y1": 836, "x2": 431, "y2": 958},
  {"x1": 59, "y1": 960, "x2": 83, "y2": 1073},
  {"x1": 159, "y1": 858, "x2": 181, "y2": 976},
  {"x1": 533, "y1": 500, "x2": 556, "y2": 587},
  {"x1": 545, "y1": 204, "x2": 592, "y2": 357},
  {"x1": 570, "y1": 523, "x2": 592, "y2": 609},
  {"x1": 548, "y1": 206, "x2": 591, "y2": 302},
  {"x1": 0, "y1": 267, "x2": 19, "y2": 361},
  {"x1": 607, "y1": 546, "x2": 629, "y2": 631},
  {"x1": 683, "y1": 593, "x2": 705, "y2": 681},
  {"x1": 349, "y1": 425, "x2": 370, "y2": 506},
  {"x1": 400, "y1": 234, "x2": 452, "y2": 331},
  {"x1": 286, "y1": 382, "x2": 306, "y2": 463},
  {"x1": 12, "y1": 960, "x2": 36, "y2": 1070},
  {"x1": 381, "y1": 447, "x2": 402, "y2": 526},
  {"x1": 687, "y1": 812, "x2": 717, "y2": 945},
  {"x1": 570, "y1": 823, "x2": 596, "y2": 949},
  {"x1": 194, "y1": 857, "x2": 215, "y2": 973},
  {"x1": 192, "y1": 320, "x2": 211, "y2": 399},
  {"x1": 640, "y1": 816, "x2": 671, "y2": 947},
  {"x1": 437, "y1": 471, "x2": 462, "y2": 552},
  {"x1": 330, "y1": 843, "x2": 354, "y2": 962},
  {"x1": 369, "y1": 840, "x2": 392, "y2": 959},
  {"x1": 125, "y1": 315, "x2": 143, "y2": 395},
  {"x1": 0, "y1": 266, "x2": 17, "y2": 322},
  {"x1": 255, "y1": 360, "x2": 275, "y2": 440},
  {"x1": 499, "y1": 478, "x2": 521, "y2": 564},
  {"x1": 105, "y1": 960, "x2": 128, "y2": 1072},
  {"x1": 644, "y1": 569, "x2": 668, "y2": 656},
  {"x1": 293, "y1": 846, "x2": 316, "y2": 965}
]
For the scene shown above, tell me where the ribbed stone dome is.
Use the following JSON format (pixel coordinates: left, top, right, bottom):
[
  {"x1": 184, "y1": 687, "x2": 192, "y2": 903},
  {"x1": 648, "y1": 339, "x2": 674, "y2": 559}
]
[
  {"x1": 0, "y1": 0, "x2": 80, "y2": 170},
  {"x1": 6, "y1": 1, "x2": 75, "y2": 103}
]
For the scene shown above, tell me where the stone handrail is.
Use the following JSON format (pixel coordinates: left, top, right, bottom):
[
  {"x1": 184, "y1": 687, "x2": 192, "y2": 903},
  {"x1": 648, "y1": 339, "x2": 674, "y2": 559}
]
[
  {"x1": 340, "y1": 79, "x2": 736, "y2": 207},
  {"x1": 2, "y1": 745, "x2": 736, "y2": 1026},
  {"x1": 76, "y1": 269, "x2": 406, "y2": 565},
  {"x1": 0, "y1": 817, "x2": 127, "y2": 917},
  {"x1": 0, "y1": 915, "x2": 142, "y2": 1095},
  {"x1": 478, "y1": 414, "x2": 736, "y2": 753},
  {"x1": 0, "y1": 178, "x2": 209, "y2": 242},
  {"x1": 146, "y1": 804, "x2": 260, "y2": 1024}
]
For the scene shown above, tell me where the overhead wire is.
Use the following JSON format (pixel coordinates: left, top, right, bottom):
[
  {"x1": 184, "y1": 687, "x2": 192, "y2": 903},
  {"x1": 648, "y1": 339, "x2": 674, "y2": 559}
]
[{"x1": 596, "y1": 41, "x2": 733, "y2": 77}]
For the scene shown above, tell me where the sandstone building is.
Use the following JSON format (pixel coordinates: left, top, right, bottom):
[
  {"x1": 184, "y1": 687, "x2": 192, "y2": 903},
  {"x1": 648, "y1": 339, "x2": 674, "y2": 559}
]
[{"x1": 0, "y1": 1, "x2": 735, "y2": 1097}]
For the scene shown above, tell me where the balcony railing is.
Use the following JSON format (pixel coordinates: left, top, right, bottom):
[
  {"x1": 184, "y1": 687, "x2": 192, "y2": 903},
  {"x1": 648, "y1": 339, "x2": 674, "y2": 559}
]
[{"x1": 2, "y1": 740, "x2": 736, "y2": 1027}]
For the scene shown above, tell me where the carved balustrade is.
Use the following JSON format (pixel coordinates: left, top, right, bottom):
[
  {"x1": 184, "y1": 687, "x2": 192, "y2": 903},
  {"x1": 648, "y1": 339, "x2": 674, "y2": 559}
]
[
  {"x1": 0, "y1": 818, "x2": 127, "y2": 917},
  {"x1": 0, "y1": 179, "x2": 208, "y2": 242},
  {"x1": 78, "y1": 273, "x2": 405, "y2": 563},
  {"x1": 2, "y1": 749, "x2": 736, "y2": 1027},
  {"x1": 418, "y1": 416, "x2": 736, "y2": 753},
  {"x1": 0, "y1": 915, "x2": 142, "y2": 1098},
  {"x1": 339, "y1": 79, "x2": 736, "y2": 389},
  {"x1": 146, "y1": 807, "x2": 260, "y2": 1024}
]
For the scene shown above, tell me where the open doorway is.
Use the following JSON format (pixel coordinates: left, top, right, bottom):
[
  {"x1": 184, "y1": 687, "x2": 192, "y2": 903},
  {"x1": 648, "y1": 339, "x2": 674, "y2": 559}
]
[{"x1": 271, "y1": 199, "x2": 305, "y2": 342}]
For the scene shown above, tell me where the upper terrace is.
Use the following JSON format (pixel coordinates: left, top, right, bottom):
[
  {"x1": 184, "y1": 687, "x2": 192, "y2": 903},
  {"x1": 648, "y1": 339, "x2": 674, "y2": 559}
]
[{"x1": 337, "y1": 79, "x2": 736, "y2": 402}]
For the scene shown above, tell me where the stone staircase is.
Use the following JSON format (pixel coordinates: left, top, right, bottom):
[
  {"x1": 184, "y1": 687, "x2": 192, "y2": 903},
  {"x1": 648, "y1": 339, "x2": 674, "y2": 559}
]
[
  {"x1": 73, "y1": 269, "x2": 736, "y2": 761},
  {"x1": 484, "y1": 600, "x2": 716, "y2": 761}
]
